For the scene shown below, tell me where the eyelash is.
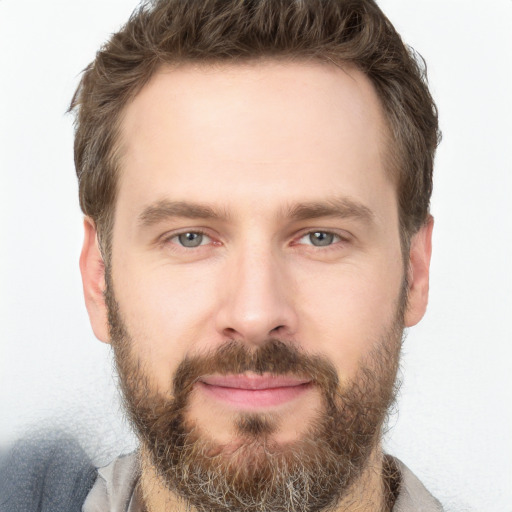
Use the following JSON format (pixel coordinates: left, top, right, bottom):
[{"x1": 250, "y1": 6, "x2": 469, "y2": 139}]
[
  {"x1": 161, "y1": 229, "x2": 212, "y2": 248},
  {"x1": 296, "y1": 231, "x2": 344, "y2": 247},
  {"x1": 161, "y1": 229, "x2": 349, "y2": 251}
]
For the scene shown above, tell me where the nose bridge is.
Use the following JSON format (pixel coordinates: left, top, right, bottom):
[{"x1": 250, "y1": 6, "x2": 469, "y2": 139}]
[{"x1": 216, "y1": 234, "x2": 296, "y2": 343}]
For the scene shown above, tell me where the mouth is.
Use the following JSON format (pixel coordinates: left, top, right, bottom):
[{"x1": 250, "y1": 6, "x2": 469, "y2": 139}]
[{"x1": 197, "y1": 373, "x2": 313, "y2": 409}]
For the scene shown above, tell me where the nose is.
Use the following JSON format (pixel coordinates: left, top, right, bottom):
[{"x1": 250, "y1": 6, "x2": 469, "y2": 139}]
[{"x1": 215, "y1": 242, "x2": 298, "y2": 346}]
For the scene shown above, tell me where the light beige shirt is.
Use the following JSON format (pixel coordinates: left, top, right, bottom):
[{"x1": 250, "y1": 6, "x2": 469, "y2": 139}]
[{"x1": 82, "y1": 453, "x2": 444, "y2": 512}]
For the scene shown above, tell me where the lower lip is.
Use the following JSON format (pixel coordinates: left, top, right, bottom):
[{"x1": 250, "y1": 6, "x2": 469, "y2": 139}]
[{"x1": 198, "y1": 382, "x2": 313, "y2": 409}]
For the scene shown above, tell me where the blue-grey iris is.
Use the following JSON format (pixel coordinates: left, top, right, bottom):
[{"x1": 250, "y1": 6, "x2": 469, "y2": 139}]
[
  {"x1": 178, "y1": 232, "x2": 203, "y2": 247},
  {"x1": 309, "y1": 232, "x2": 334, "y2": 246}
]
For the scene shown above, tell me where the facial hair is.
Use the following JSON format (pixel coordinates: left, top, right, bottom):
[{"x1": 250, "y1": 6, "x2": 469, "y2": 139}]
[{"x1": 106, "y1": 280, "x2": 404, "y2": 512}]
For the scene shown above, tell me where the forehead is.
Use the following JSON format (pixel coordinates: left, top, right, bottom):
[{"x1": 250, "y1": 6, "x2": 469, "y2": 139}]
[{"x1": 117, "y1": 60, "x2": 392, "y2": 218}]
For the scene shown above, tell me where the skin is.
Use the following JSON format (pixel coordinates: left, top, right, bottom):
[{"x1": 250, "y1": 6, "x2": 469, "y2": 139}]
[{"x1": 80, "y1": 60, "x2": 433, "y2": 511}]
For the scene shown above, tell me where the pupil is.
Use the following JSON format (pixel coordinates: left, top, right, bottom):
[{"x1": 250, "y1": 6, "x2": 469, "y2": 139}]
[
  {"x1": 311, "y1": 232, "x2": 333, "y2": 246},
  {"x1": 179, "y1": 232, "x2": 202, "y2": 247}
]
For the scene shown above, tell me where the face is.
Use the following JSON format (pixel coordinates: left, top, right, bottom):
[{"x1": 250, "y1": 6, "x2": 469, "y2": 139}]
[{"x1": 81, "y1": 60, "x2": 433, "y2": 511}]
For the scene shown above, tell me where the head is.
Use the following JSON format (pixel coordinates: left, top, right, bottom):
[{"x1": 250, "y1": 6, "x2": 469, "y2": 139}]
[
  {"x1": 75, "y1": 1, "x2": 438, "y2": 511},
  {"x1": 72, "y1": 0, "x2": 439, "y2": 262}
]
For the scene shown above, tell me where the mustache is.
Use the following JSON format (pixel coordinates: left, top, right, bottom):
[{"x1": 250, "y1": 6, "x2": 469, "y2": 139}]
[{"x1": 172, "y1": 339, "x2": 340, "y2": 402}]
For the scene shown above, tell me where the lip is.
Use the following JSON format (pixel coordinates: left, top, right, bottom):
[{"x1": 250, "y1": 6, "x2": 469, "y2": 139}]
[{"x1": 197, "y1": 373, "x2": 313, "y2": 409}]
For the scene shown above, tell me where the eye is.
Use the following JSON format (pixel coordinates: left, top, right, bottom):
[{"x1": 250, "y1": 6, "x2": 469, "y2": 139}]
[
  {"x1": 298, "y1": 231, "x2": 341, "y2": 247},
  {"x1": 172, "y1": 231, "x2": 211, "y2": 248}
]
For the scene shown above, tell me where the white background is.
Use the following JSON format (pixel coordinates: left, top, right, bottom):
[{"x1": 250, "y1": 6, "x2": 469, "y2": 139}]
[{"x1": 0, "y1": 1, "x2": 511, "y2": 510}]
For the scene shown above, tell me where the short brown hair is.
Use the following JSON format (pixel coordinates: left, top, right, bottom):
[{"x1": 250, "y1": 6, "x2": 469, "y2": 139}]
[{"x1": 70, "y1": 0, "x2": 440, "y2": 260}]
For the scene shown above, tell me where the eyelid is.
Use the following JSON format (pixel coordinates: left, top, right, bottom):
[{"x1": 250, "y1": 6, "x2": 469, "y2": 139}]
[
  {"x1": 294, "y1": 228, "x2": 351, "y2": 246},
  {"x1": 159, "y1": 228, "x2": 214, "y2": 247},
  {"x1": 156, "y1": 227, "x2": 351, "y2": 249}
]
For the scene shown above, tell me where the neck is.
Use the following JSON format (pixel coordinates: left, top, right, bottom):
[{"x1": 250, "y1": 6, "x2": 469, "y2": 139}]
[{"x1": 139, "y1": 446, "x2": 394, "y2": 512}]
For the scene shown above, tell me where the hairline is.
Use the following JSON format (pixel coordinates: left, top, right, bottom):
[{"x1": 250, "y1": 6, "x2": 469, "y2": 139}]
[{"x1": 95, "y1": 56, "x2": 413, "y2": 267}]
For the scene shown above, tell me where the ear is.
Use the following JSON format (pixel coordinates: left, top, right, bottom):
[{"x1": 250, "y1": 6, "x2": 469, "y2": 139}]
[
  {"x1": 79, "y1": 217, "x2": 110, "y2": 343},
  {"x1": 404, "y1": 216, "x2": 434, "y2": 327}
]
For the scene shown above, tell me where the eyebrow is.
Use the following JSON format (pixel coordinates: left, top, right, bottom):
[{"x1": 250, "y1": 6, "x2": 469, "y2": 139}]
[
  {"x1": 138, "y1": 200, "x2": 230, "y2": 227},
  {"x1": 137, "y1": 196, "x2": 374, "y2": 228},
  {"x1": 283, "y1": 197, "x2": 375, "y2": 224}
]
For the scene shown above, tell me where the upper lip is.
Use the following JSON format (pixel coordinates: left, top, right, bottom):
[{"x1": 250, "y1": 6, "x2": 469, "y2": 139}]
[{"x1": 199, "y1": 373, "x2": 311, "y2": 390}]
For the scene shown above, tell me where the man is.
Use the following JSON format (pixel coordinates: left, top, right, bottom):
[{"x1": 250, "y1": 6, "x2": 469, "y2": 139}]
[{"x1": 71, "y1": 0, "x2": 441, "y2": 510}]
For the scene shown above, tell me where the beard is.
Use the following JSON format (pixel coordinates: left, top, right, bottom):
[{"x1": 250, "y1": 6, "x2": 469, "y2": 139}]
[{"x1": 106, "y1": 279, "x2": 405, "y2": 512}]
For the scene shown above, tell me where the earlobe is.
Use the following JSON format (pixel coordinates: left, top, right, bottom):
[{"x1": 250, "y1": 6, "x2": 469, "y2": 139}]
[
  {"x1": 79, "y1": 217, "x2": 110, "y2": 343},
  {"x1": 404, "y1": 216, "x2": 434, "y2": 327}
]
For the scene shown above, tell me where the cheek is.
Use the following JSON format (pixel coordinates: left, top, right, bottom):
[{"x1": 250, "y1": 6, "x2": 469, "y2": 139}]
[
  {"x1": 295, "y1": 259, "x2": 403, "y2": 379},
  {"x1": 112, "y1": 259, "x2": 221, "y2": 390}
]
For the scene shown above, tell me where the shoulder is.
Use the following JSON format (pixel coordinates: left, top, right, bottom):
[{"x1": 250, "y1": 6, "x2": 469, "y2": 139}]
[
  {"x1": 392, "y1": 457, "x2": 445, "y2": 512},
  {"x1": 83, "y1": 453, "x2": 141, "y2": 512},
  {"x1": 0, "y1": 432, "x2": 97, "y2": 512}
]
